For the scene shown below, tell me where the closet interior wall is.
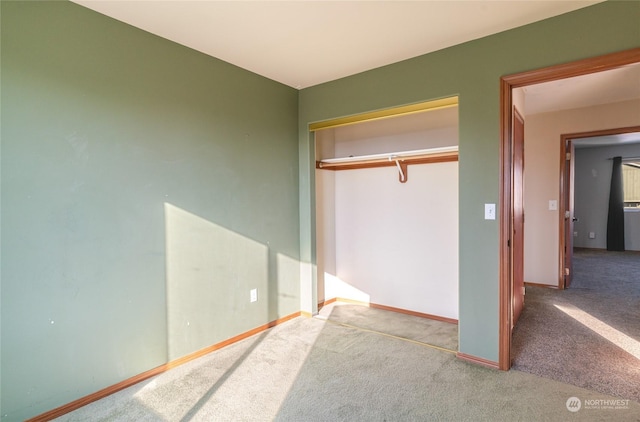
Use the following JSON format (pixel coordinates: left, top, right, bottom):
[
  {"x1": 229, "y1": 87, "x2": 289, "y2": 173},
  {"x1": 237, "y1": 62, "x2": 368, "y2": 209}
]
[{"x1": 315, "y1": 107, "x2": 460, "y2": 320}]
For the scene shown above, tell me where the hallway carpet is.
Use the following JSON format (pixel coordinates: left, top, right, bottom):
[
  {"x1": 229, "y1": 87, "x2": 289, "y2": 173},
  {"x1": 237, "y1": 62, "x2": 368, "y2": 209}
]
[{"x1": 512, "y1": 249, "x2": 640, "y2": 403}]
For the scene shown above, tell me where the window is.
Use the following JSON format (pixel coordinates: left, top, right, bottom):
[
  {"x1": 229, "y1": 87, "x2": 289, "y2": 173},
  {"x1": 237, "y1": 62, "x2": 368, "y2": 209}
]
[{"x1": 623, "y1": 161, "x2": 640, "y2": 209}]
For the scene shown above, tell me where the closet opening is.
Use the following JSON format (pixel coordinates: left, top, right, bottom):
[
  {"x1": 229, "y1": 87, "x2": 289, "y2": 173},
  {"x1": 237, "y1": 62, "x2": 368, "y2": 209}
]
[{"x1": 313, "y1": 98, "x2": 460, "y2": 339}]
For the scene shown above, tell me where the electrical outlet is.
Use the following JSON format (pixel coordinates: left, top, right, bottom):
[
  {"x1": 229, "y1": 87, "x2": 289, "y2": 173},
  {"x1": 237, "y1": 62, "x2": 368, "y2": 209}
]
[
  {"x1": 573, "y1": 231, "x2": 578, "y2": 237},
  {"x1": 589, "y1": 232, "x2": 596, "y2": 239},
  {"x1": 250, "y1": 289, "x2": 258, "y2": 303}
]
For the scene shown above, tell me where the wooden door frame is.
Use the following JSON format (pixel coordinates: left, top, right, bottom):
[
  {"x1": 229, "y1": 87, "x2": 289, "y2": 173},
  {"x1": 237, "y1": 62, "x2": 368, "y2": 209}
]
[
  {"x1": 511, "y1": 106, "x2": 525, "y2": 329},
  {"x1": 498, "y1": 48, "x2": 640, "y2": 371},
  {"x1": 559, "y1": 136, "x2": 575, "y2": 290},
  {"x1": 559, "y1": 126, "x2": 640, "y2": 290}
]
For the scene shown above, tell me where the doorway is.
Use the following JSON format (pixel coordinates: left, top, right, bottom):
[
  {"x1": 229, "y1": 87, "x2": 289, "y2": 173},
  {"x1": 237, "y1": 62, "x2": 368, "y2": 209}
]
[
  {"x1": 560, "y1": 126, "x2": 640, "y2": 289},
  {"x1": 498, "y1": 48, "x2": 640, "y2": 370}
]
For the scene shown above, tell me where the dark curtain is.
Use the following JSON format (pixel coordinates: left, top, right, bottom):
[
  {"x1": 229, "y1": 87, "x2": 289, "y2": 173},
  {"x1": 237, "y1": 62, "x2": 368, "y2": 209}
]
[{"x1": 607, "y1": 156, "x2": 625, "y2": 251}]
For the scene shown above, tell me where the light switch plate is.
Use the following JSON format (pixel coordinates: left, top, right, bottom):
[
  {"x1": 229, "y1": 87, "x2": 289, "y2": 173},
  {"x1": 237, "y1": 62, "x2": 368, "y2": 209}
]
[
  {"x1": 549, "y1": 200, "x2": 557, "y2": 211},
  {"x1": 485, "y1": 203, "x2": 496, "y2": 220}
]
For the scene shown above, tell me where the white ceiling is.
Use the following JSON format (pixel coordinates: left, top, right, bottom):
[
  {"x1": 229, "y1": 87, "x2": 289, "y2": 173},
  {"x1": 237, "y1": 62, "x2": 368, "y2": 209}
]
[
  {"x1": 522, "y1": 63, "x2": 640, "y2": 115},
  {"x1": 72, "y1": 0, "x2": 603, "y2": 89},
  {"x1": 71, "y1": 0, "x2": 639, "y2": 117},
  {"x1": 524, "y1": 62, "x2": 640, "y2": 147},
  {"x1": 574, "y1": 132, "x2": 640, "y2": 149}
]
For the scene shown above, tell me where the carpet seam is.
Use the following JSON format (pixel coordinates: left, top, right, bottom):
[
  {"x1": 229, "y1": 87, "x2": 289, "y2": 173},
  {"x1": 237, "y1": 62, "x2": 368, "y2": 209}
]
[{"x1": 315, "y1": 317, "x2": 458, "y2": 354}]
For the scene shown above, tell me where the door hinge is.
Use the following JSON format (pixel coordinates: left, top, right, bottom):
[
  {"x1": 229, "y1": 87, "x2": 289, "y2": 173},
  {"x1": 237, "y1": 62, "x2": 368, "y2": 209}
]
[
  {"x1": 565, "y1": 267, "x2": 570, "y2": 276},
  {"x1": 566, "y1": 152, "x2": 571, "y2": 160},
  {"x1": 507, "y1": 239, "x2": 511, "y2": 247}
]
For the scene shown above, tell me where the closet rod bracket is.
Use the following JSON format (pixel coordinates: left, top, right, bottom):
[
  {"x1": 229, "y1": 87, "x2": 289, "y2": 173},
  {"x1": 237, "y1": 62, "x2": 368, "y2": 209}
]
[{"x1": 390, "y1": 156, "x2": 408, "y2": 183}]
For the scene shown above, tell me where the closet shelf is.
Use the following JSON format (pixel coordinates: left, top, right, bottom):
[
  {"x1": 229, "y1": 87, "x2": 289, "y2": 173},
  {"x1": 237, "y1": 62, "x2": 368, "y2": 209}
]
[
  {"x1": 316, "y1": 146, "x2": 458, "y2": 171},
  {"x1": 316, "y1": 146, "x2": 458, "y2": 183}
]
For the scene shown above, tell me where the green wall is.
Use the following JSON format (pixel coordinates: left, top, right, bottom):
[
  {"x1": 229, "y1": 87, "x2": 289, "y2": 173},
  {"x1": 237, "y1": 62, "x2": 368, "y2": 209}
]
[
  {"x1": 0, "y1": 1, "x2": 299, "y2": 420},
  {"x1": 298, "y1": 0, "x2": 640, "y2": 361},
  {"x1": 2, "y1": 0, "x2": 640, "y2": 420}
]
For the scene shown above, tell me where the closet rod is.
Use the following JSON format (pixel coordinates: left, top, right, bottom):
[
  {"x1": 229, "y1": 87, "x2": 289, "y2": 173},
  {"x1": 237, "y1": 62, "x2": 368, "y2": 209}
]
[{"x1": 316, "y1": 146, "x2": 458, "y2": 170}]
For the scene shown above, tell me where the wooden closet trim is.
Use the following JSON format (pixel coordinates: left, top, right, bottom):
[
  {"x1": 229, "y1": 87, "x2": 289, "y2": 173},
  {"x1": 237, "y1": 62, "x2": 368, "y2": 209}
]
[{"x1": 309, "y1": 96, "x2": 458, "y2": 132}]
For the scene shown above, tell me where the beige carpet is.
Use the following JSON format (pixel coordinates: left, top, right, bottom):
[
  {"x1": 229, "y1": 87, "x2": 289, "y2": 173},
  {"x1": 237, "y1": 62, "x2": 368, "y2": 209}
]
[
  {"x1": 316, "y1": 302, "x2": 458, "y2": 351},
  {"x1": 512, "y1": 249, "x2": 640, "y2": 403},
  {"x1": 56, "y1": 303, "x2": 640, "y2": 421}
]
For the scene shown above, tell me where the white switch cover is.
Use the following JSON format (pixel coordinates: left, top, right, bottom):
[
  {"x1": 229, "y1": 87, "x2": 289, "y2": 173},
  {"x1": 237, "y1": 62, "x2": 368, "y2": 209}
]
[
  {"x1": 484, "y1": 203, "x2": 496, "y2": 220},
  {"x1": 250, "y1": 289, "x2": 258, "y2": 303},
  {"x1": 548, "y1": 200, "x2": 557, "y2": 211}
]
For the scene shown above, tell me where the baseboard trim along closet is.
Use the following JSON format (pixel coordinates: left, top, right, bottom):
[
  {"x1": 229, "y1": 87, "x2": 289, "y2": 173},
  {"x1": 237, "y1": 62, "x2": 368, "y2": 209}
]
[
  {"x1": 26, "y1": 311, "x2": 301, "y2": 422},
  {"x1": 312, "y1": 297, "x2": 458, "y2": 324},
  {"x1": 319, "y1": 297, "x2": 337, "y2": 308},
  {"x1": 457, "y1": 352, "x2": 500, "y2": 370},
  {"x1": 369, "y1": 302, "x2": 458, "y2": 324}
]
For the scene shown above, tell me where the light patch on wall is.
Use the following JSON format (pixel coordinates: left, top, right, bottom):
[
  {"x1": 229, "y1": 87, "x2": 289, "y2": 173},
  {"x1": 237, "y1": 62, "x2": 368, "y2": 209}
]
[
  {"x1": 299, "y1": 261, "x2": 314, "y2": 314},
  {"x1": 164, "y1": 203, "x2": 269, "y2": 361},
  {"x1": 277, "y1": 253, "x2": 301, "y2": 317},
  {"x1": 324, "y1": 273, "x2": 371, "y2": 304}
]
